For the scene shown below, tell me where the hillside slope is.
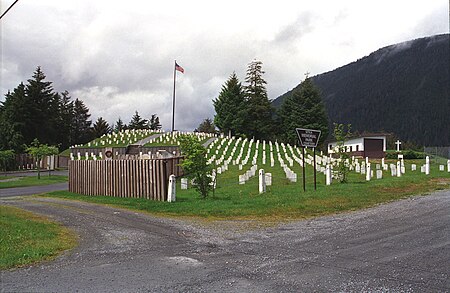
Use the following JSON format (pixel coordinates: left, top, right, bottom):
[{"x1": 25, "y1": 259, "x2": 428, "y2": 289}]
[{"x1": 273, "y1": 34, "x2": 450, "y2": 146}]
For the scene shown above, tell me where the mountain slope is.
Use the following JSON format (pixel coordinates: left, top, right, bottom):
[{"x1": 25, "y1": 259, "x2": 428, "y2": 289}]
[{"x1": 273, "y1": 34, "x2": 450, "y2": 146}]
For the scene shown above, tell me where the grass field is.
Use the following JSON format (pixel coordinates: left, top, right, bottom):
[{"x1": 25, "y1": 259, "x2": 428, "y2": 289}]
[
  {"x1": 44, "y1": 161, "x2": 450, "y2": 221},
  {"x1": 46, "y1": 135, "x2": 450, "y2": 221},
  {"x1": 0, "y1": 205, "x2": 77, "y2": 269},
  {"x1": 0, "y1": 175, "x2": 68, "y2": 189}
]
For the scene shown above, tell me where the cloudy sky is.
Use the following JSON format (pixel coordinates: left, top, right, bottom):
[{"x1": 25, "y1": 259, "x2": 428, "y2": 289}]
[{"x1": 1, "y1": 0, "x2": 448, "y2": 131}]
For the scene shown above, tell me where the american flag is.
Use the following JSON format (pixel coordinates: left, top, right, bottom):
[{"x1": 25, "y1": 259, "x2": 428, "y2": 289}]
[{"x1": 175, "y1": 62, "x2": 184, "y2": 74}]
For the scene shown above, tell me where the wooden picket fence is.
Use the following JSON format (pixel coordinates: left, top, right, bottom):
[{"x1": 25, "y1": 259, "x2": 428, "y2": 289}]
[{"x1": 69, "y1": 157, "x2": 183, "y2": 201}]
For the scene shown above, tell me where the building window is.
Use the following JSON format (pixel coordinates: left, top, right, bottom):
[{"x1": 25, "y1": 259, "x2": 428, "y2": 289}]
[
  {"x1": 356, "y1": 145, "x2": 359, "y2": 151},
  {"x1": 350, "y1": 146, "x2": 353, "y2": 152}
]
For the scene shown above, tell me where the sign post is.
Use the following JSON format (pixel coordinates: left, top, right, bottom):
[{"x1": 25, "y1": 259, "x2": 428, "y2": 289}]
[{"x1": 295, "y1": 128, "x2": 321, "y2": 192}]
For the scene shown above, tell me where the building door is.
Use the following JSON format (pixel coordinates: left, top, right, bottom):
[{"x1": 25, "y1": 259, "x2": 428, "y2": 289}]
[{"x1": 364, "y1": 138, "x2": 384, "y2": 158}]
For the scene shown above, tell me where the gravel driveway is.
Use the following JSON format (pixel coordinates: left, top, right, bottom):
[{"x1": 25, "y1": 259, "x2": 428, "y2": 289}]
[{"x1": 1, "y1": 190, "x2": 449, "y2": 292}]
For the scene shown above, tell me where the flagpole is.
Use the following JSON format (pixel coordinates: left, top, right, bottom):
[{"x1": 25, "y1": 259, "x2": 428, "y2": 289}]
[{"x1": 171, "y1": 60, "x2": 177, "y2": 132}]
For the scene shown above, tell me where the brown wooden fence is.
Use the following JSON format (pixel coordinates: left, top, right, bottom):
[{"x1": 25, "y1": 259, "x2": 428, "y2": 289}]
[{"x1": 68, "y1": 157, "x2": 183, "y2": 201}]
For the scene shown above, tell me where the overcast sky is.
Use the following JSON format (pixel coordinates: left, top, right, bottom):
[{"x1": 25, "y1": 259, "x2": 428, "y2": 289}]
[{"x1": 1, "y1": 0, "x2": 448, "y2": 131}]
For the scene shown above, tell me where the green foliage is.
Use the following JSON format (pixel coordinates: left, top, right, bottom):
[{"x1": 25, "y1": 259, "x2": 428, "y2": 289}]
[
  {"x1": 213, "y1": 72, "x2": 246, "y2": 136},
  {"x1": 332, "y1": 123, "x2": 352, "y2": 183},
  {"x1": 195, "y1": 118, "x2": 216, "y2": 133},
  {"x1": 0, "y1": 150, "x2": 16, "y2": 171},
  {"x1": 278, "y1": 77, "x2": 329, "y2": 146},
  {"x1": 178, "y1": 135, "x2": 213, "y2": 198},
  {"x1": 26, "y1": 139, "x2": 59, "y2": 179}
]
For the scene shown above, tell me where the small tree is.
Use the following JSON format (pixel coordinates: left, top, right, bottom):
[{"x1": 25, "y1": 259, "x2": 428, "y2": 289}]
[
  {"x1": 26, "y1": 139, "x2": 59, "y2": 179},
  {"x1": 178, "y1": 135, "x2": 213, "y2": 198},
  {"x1": 195, "y1": 118, "x2": 216, "y2": 133},
  {"x1": 0, "y1": 150, "x2": 16, "y2": 172},
  {"x1": 332, "y1": 123, "x2": 352, "y2": 183}
]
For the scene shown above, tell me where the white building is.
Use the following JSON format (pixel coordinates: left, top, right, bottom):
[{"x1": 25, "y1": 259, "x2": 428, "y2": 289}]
[{"x1": 328, "y1": 135, "x2": 387, "y2": 159}]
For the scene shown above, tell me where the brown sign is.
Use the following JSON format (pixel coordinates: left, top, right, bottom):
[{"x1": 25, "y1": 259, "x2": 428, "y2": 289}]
[{"x1": 295, "y1": 128, "x2": 321, "y2": 148}]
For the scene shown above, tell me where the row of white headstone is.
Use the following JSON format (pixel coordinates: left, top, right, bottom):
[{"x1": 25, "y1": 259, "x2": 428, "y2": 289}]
[{"x1": 204, "y1": 136, "x2": 450, "y2": 189}]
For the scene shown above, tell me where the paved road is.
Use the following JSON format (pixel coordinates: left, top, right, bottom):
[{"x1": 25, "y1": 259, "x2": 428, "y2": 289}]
[
  {"x1": 1, "y1": 191, "x2": 449, "y2": 292},
  {"x1": 0, "y1": 183, "x2": 68, "y2": 198}
]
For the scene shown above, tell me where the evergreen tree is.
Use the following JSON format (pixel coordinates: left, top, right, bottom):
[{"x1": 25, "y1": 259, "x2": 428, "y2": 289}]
[
  {"x1": 57, "y1": 90, "x2": 74, "y2": 150},
  {"x1": 195, "y1": 118, "x2": 216, "y2": 133},
  {"x1": 25, "y1": 66, "x2": 60, "y2": 146},
  {"x1": 213, "y1": 72, "x2": 246, "y2": 136},
  {"x1": 114, "y1": 117, "x2": 127, "y2": 132},
  {"x1": 71, "y1": 98, "x2": 92, "y2": 144},
  {"x1": 0, "y1": 84, "x2": 27, "y2": 151},
  {"x1": 149, "y1": 114, "x2": 161, "y2": 130},
  {"x1": 243, "y1": 60, "x2": 274, "y2": 140},
  {"x1": 128, "y1": 111, "x2": 148, "y2": 130},
  {"x1": 278, "y1": 77, "x2": 328, "y2": 146},
  {"x1": 92, "y1": 117, "x2": 112, "y2": 138}
]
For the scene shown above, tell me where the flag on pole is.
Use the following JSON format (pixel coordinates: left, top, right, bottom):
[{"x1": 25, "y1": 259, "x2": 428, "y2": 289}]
[{"x1": 175, "y1": 62, "x2": 184, "y2": 74}]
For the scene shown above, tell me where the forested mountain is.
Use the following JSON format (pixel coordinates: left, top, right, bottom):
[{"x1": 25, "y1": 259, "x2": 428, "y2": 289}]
[{"x1": 273, "y1": 34, "x2": 449, "y2": 146}]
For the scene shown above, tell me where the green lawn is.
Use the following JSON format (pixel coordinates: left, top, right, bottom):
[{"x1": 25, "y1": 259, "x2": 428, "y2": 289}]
[
  {"x1": 43, "y1": 162, "x2": 450, "y2": 221},
  {"x1": 0, "y1": 175, "x2": 68, "y2": 189},
  {"x1": 0, "y1": 205, "x2": 77, "y2": 269}
]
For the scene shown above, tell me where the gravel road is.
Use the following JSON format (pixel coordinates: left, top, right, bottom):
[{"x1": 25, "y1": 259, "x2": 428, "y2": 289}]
[{"x1": 1, "y1": 190, "x2": 449, "y2": 292}]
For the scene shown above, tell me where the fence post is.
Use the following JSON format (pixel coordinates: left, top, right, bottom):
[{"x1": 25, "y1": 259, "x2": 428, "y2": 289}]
[{"x1": 167, "y1": 174, "x2": 176, "y2": 202}]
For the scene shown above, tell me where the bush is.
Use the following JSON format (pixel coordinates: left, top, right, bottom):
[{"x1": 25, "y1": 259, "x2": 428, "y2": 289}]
[{"x1": 385, "y1": 150, "x2": 425, "y2": 160}]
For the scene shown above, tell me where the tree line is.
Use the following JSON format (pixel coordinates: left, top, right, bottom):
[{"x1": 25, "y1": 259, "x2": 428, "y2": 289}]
[
  {"x1": 0, "y1": 67, "x2": 162, "y2": 153},
  {"x1": 213, "y1": 60, "x2": 329, "y2": 146}
]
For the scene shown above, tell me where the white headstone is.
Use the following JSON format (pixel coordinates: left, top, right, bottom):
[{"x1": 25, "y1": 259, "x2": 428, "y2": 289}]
[
  {"x1": 265, "y1": 173, "x2": 272, "y2": 186},
  {"x1": 425, "y1": 156, "x2": 430, "y2": 175},
  {"x1": 259, "y1": 169, "x2": 266, "y2": 194},
  {"x1": 439, "y1": 165, "x2": 444, "y2": 171},
  {"x1": 366, "y1": 163, "x2": 371, "y2": 181},
  {"x1": 411, "y1": 164, "x2": 417, "y2": 171},
  {"x1": 448, "y1": 160, "x2": 450, "y2": 172},
  {"x1": 326, "y1": 164, "x2": 332, "y2": 185},
  {"x1": 181, "y1": 178, "x2": 188, "y2": 190},
  {"x1": 376, "y1": 170, "x2": 383, "y2": 179},
  {"x1": 396, "y1": 161, "x2": 402, "y2": 177}
]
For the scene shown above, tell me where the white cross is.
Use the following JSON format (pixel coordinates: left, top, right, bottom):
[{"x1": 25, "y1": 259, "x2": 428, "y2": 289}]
[{"x1": 395, "y1": 140, "x2": 401, "y2": 152}]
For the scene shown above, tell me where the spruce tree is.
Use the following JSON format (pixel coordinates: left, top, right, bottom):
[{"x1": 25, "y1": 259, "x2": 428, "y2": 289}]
[
  {"x1": 243, "y1": 60, "x2": 274, "y2": 140},
  {"x1": 114, "y1": 117, "x2": 127, "y2": 132},
  {"x1": 71, "y1": 98, "x2": 92, "y2": 144},
  {"x1": 278, "y1": 77, "x2": 328, "y2": 146},
  {"x1": 128, "y1": 111, "x2": 148, "y2": 130},
  {"x1": 213, "y1": 72, "x2": 246, "y2": 136},
  {"x1": 57, "y1": 90, "x2": 74, "y2": 150},
  {"x1": 0, "y1": 84, "x2": 27, "y2": 151},
  {"x1": 25, "y1": 66, "x2": 60, "y2": 145},
  {"x1": 149, "y1": 114, "x2": 162, "y2": 130},
  {"x1": 92, "y1": 117, "x2": 112, "y2": 138},
  {"x1": 195, "y1": 118, "x2": 216, "y2": 133}
]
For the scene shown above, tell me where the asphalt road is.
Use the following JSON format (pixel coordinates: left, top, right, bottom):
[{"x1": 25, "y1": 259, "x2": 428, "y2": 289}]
[
  {"x1": 0, "y1": 182, "x2": 68, "y2": 197},
  {"x1": 1, "y1": 190, "x2": 449, "y2": 292}
]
